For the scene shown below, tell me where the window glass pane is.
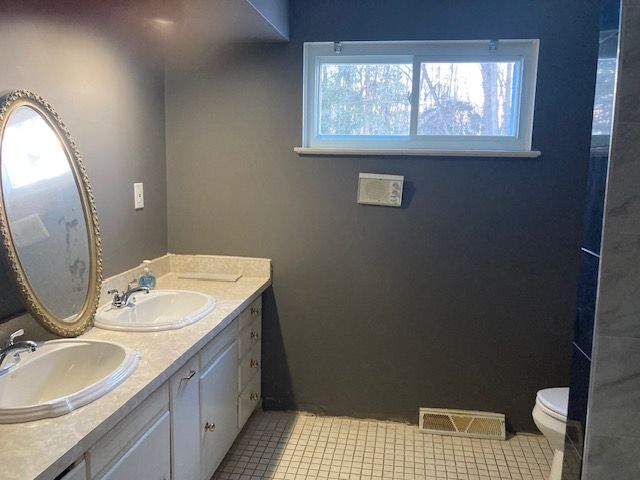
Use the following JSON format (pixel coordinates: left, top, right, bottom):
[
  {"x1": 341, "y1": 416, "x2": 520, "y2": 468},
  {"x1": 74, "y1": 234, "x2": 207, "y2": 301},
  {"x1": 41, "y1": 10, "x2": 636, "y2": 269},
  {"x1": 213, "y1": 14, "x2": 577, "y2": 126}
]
[
  {"x1": 418, "y1": 62, "x2": 519, "y2": 136},
  {"x1": 592, "y1": 57, "x2": 616, "y2": 136},
  {"x1": 319, "y1": 63, "x2": 412, "y2": 136}
]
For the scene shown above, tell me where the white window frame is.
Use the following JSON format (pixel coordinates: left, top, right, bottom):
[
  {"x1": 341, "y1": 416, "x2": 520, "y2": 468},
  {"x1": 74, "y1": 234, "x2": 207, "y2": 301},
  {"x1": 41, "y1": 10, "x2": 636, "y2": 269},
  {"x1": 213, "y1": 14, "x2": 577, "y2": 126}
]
[{"x1": 302, "y1": 39, "x2": 539, "y2": 153}]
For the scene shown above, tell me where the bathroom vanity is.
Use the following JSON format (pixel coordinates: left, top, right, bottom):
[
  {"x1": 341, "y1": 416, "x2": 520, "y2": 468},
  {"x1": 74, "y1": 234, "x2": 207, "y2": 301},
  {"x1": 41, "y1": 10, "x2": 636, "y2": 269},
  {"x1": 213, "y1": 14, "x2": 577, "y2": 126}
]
[
  {"x1": 0, "y1": 254, "x2": 271, "y2": 480},
  {"x1": 0, "y1": 91, "x2": 271, "y2": 480}
]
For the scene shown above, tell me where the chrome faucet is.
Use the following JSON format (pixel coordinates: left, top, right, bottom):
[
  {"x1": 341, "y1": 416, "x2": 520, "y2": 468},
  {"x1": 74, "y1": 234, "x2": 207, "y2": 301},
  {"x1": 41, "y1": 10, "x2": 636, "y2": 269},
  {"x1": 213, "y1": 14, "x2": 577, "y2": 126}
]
[
  {"x1": 0, "y1": 329, "x2": 37, "y2": 367},
  {"x1": 108, "y1": 279, "x2": 150, "y2": 308}
]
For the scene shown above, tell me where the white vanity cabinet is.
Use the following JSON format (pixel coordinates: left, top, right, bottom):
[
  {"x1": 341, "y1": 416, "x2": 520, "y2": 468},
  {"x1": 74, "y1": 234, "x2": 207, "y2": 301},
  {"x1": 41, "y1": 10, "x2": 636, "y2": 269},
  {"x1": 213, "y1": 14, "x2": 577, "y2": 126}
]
[
  {"x1": 237, "y1": 297, "x2": 262, "y2": 430},
  {"x1": 170, "y1": 357, "x2": 201, "y2": 480},
  {"x1": 100, "y1": 412, "x2": 170, "y2": 480},
  {"x1": 173, "y1": 295, "x2": 262, "y2": 480},
  {"x1": 65, "y1": 296, "x2": 262, "y2": 480},
  {"x1": 87, "y1": 384, "x2": 171, "y2": 480},
  {"x1": 199, "y1": 340, "x2": 239, "y2": 479}
]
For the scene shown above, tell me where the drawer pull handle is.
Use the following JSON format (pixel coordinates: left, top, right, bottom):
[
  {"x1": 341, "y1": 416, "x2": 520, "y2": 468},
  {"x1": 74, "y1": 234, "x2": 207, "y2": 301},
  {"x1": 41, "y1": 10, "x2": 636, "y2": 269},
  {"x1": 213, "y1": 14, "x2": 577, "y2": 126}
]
[
  {"x1": 181, "y1": 370, "x2": 196, "y2": 382},
  {"x1": 249, "y1": 393, "x2": 259, "y2": 401},
  {"x1": 250, "y1": 331, "x2": 260, "y2": 340},
  {"x1": 250, "y1": 359, "x2": 259, "y2": 368},
  {"x1": 251, "y1": 307, "x2": 261, "y2": 316},
  {"x1": 204, "y1": 421, "x2": 216, "y2": 432}
]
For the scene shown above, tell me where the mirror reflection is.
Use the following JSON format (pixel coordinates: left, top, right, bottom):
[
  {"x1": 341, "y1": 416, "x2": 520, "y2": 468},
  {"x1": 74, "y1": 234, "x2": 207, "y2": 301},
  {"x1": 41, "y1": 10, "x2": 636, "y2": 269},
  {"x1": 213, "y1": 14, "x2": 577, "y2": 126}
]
[{"x1": 1, "y1": 106, "x2": 89, "y2": 321}]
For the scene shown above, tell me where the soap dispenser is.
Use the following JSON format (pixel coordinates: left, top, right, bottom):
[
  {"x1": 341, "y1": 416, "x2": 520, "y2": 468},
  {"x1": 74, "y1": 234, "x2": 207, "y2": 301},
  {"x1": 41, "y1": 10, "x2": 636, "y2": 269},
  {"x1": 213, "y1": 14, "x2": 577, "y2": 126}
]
[{"x1": 138, "y1": 260, "x2": 156, "y2": 289}]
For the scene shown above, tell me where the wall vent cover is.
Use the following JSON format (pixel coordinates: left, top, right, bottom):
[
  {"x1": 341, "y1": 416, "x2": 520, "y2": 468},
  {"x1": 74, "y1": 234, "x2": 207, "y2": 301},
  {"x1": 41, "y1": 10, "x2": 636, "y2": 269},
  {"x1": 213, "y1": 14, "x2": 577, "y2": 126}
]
[
  {"x1": 419, "y1": 408, "x2": 506, "y2": 440},
  {"x1": 357, "y1": 173, "x2": 404, "y2": 207}
]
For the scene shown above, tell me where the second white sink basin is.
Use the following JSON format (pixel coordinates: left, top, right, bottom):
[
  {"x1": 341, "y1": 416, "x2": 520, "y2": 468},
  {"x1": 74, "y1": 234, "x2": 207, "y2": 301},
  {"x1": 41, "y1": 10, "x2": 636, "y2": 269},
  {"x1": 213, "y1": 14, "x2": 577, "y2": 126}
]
[
  {"x1": 95, "y1": 289, "x2": 216, "y2": 332},
  {"x1": 0, "y1": 339, "x2": 139, "y2": 423}
]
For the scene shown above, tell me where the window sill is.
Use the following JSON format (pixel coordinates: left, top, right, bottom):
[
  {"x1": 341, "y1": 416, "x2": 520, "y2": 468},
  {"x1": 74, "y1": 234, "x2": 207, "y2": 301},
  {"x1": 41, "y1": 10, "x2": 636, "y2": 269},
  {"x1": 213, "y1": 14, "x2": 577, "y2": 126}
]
[{"x1": 294, "y1": 147, "x2": 542, "y2": 158}]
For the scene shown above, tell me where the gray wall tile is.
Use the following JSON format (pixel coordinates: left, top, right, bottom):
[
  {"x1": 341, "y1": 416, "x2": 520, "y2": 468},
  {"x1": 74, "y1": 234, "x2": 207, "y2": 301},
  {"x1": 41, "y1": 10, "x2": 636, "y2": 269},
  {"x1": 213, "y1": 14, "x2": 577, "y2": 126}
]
[
  {"x1": 592, "y1": 125, "x2": 640, "y2": 340},
  {"x1": 598, "y1": 122, "x2": 640, "y2": 237},
  {"x1": 616, "y1": 6, "x2": 640, "y2": 122},
  {"x1": 584, "y1": 1, "x2": 640, "y2": 477},
  {"x1": 588, "y1": 336, "x2": 640, "y2": 437},
  {"x1": 590, "y1": 119, "x2": 640, "y2": 337},
  {"x1": 584, "y1": 435, "x2": 640, "y2": 478},
  {"x1": 597, "y1": 230, "x2": 640, "y2": 339}
]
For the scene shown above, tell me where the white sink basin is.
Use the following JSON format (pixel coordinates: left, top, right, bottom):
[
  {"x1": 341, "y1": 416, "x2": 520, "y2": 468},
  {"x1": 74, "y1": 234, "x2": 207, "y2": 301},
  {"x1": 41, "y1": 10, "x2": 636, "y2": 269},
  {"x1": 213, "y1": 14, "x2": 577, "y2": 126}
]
[
  {"x1": 95, "y1": 289, "x2": 215, "y2": 332},
  {"x1": 0, "y1": 339, "x2": 139, "y2": 423}
]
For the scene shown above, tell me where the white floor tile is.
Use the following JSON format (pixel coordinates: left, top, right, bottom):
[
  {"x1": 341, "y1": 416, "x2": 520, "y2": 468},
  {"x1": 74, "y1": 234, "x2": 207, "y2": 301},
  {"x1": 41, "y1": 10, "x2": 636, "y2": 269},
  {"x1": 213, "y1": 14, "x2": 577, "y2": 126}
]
[{"x1": 212, "y1": 411, "x2": 552, "y2": 480}]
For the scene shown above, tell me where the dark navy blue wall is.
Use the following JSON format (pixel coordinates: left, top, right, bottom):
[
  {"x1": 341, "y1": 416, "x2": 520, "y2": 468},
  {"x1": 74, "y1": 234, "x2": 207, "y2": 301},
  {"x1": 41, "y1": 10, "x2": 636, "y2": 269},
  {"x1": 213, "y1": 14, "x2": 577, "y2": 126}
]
[
  {"x1": 166, "y1": 0, "x2": 602, "y2": 431},
  {"x1": 601, "y1": 0, "x2": 622, "y2": 29}
]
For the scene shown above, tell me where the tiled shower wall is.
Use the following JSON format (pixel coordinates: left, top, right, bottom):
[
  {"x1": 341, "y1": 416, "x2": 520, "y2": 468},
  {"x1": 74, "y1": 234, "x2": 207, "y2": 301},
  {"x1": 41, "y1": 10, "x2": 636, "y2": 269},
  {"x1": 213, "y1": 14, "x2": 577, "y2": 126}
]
[
  {"x1": 562, "y1": 150, "x2": 608, "y2": 477},
  {"x1": 580, "y1": 1, "x2": 640, "y2": 477},
  {"x1": 562, "y1": 1, "x2": 619, "y2": 476}
]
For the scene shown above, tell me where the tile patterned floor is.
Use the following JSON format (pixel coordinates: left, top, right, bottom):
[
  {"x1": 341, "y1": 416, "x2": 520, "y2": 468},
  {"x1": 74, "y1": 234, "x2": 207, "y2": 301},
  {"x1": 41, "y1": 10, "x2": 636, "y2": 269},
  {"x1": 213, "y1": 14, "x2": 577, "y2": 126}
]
[{"x1": 212, "y1": 411, "x2": 553, "y2": 480}]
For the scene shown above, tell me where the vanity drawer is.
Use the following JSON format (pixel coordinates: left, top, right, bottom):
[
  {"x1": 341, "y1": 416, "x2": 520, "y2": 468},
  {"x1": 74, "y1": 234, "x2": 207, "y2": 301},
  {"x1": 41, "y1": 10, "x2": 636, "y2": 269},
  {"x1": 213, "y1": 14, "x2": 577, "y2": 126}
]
[
  {"x1": 199, "y1": 319, "x2": 238, "y2": 370},
  {"x1": 238, "y1": 318, "x2": 262, "y2": 358},
  {"x1": 88, "y1": 383, "x2": 169, "y2": 478},
  {"x1": 238, "y1": 374, "x2": 261, "y2": 430},
  {"x1": 238, "y1": 317, "x2": 261, "y2": 359},
  {"x1": 239, "y1": 342, "x2": 261, "y2": 393},
  {"x1": 238, "y1": 296, "x2": 262, "y2": 331}
]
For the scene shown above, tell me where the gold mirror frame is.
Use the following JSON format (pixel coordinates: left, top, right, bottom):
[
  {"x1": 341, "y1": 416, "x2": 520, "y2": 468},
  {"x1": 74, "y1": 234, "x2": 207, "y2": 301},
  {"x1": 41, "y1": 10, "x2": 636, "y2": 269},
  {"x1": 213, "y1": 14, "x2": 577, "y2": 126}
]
[{"x1": 0, "y1": 90, "x2": 102, "y2": 337}]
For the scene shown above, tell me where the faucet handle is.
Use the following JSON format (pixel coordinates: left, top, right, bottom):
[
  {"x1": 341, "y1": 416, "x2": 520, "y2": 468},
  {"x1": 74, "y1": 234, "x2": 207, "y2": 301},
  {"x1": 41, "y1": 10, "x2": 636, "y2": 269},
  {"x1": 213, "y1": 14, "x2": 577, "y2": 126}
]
[
  {"x1": 127, "y1": 278, "x2": 139, "y2": 290},
  {"x1": 8, "y1": 329, "x2": 24, "y2": 345}
]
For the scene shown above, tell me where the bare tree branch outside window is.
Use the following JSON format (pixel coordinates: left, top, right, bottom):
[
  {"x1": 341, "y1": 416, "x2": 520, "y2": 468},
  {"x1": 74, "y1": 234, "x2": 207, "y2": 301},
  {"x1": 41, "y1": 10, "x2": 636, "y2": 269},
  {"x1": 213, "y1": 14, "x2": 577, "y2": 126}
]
[{"x1": 319, "y1": 61, "x2": 519, "y2": 138}]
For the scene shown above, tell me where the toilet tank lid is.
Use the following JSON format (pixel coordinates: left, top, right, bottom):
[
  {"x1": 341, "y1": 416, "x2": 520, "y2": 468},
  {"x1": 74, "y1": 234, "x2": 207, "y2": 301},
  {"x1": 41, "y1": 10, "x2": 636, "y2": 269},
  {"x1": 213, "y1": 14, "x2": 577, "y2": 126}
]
[{"x1": 536, "y1": 387, "x2": 569, "y2": 416}]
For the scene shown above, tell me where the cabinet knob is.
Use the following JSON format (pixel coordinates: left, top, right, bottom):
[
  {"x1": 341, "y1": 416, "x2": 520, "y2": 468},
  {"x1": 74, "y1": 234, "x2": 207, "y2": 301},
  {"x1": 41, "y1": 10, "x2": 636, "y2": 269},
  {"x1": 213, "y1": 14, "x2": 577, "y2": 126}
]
[
  {"x1": 251, "y1": 307, "x2": 261, "y2": 316},
  {"x1": 250, "y1": 331, "x2": 260, "y2": 340},
  {"x1": 249, "y1": 393, "x2": 259, "y2": 401},
  {"x1": 204, "y1": 421, "x2": 216, "y2": 432},
  {"x1": 250, "y1": 359, "x2": 259, "y2": 368},
  {"x1": 181, "y1": 370, "x2": 196, "y2": 382}
]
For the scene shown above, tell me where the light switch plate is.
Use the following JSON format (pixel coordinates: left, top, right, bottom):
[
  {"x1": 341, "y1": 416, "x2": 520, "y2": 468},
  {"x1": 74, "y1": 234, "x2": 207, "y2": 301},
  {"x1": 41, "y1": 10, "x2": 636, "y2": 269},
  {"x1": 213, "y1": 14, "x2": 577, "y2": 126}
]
[
  {"x1": 134, "y1": 182, "x2": 144, "y2": 209},
  {"x1": 357, "y1": 173, "x2": 404, "y2": 207}
]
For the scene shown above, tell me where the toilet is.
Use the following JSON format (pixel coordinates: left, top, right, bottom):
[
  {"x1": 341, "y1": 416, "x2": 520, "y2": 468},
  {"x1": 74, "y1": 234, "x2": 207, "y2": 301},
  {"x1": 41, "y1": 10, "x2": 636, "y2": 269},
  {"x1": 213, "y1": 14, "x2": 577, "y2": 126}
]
[{"x1": 532, "y1": 387, "x2": 570, "y2": 480}]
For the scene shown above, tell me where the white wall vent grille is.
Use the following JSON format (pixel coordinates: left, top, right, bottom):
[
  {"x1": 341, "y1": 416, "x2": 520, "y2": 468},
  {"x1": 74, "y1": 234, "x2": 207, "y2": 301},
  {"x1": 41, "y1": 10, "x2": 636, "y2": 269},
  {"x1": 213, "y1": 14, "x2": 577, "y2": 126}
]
[
  {"x1": 419, "y1": 408, "x2": 506, "y2": 440},
  {"x1": 357, "y1": 173, "x2": 403, "y2": 207}
]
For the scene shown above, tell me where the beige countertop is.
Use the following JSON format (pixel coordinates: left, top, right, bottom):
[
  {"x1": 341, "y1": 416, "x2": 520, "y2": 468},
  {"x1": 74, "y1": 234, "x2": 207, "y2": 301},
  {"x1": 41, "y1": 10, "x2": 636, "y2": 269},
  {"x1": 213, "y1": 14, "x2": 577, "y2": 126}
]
[{"x1": 0, "y1": 254, "x2": 271, "y2": 480}]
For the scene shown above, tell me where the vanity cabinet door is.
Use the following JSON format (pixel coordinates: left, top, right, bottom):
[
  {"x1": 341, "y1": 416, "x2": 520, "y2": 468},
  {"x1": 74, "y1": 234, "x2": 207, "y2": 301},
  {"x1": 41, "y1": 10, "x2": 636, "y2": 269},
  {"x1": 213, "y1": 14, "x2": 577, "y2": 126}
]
[
  {"x1": 99, "y1": 411, "x2": 170, "y2": 480},
  {"x1": 199, "y1": 340, "x2": 239, "y2": 480},
  {"x1": 88, "y1": 384, "x2": 169, "y2": 479},
  {"x1": 170, "y1": 357, "x2": 200, "y2": 480}
]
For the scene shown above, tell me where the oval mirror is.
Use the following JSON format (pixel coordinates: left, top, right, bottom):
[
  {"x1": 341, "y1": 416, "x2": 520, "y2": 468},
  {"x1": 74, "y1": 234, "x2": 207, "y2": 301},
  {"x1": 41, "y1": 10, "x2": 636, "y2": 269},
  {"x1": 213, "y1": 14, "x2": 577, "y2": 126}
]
[{"x1": 0, "y1": 90, "x2": 101, "y2": 336}]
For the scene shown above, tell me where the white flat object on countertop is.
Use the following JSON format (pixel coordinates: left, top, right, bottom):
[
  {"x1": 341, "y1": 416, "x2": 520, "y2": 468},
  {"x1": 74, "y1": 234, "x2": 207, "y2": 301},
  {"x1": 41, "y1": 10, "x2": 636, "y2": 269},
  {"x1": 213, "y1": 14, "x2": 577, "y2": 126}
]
[{"x1": 177, "y1": 272, "x2": 242, "y2": 282}]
